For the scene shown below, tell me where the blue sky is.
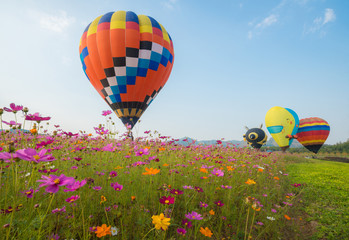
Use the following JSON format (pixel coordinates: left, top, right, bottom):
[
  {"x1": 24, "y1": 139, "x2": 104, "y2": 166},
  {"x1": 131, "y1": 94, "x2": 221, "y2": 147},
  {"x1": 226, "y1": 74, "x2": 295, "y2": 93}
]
[{"x1": 0, "y1": 0, "x2": 348, "y2": 144}]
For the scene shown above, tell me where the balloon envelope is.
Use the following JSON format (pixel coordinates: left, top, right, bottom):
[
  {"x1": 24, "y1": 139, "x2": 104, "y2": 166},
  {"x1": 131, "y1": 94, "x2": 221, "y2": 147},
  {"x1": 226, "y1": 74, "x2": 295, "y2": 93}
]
[
  {"x1": 79, "y1": 11, "x2": 174, "y2": 129},
  {"x1": 297, "y1": 117, "x2": 330, "y2": 153},
  {"x1": 243, "y1": 128, "x2": 267, "y2": 149},
  {"x1": 265, "y1": 106, "x2": 299, "y2": 151}
]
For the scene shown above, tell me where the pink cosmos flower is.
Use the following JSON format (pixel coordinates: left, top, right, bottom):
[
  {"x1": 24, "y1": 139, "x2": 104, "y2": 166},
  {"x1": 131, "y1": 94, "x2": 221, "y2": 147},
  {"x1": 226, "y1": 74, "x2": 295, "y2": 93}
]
[
  {"x1": 111, "y1": 182, "x2": 123, "y2": 191},
  {"x1": 3, "y1": 103, "x2": 23, "y2": 113},
  {"x1": 2, "y1": 120, "x2": 21, "y2": 126},
  {"x1": 185, "y1": 211, "x2": 203, "y2": 220},
  {"x1": 102, "y1": 110, "x2": 112, "y2": 116},
  {"x1": 64, "y1": 180, "x2": 87, "y2": 192},
  {"x1": 170, "y1": 189, "x2": 184, "y2": 195},
  {"x1": 102, "y1": 143, "x2": 116, "y2": 152},
  {"x1": 199, "y1": 201, "x2": 208, "y2": 208},
  {"x1": 177, "y1": 228, "x2": 187, "y2": 235},
  {"x1": 221, "y1": 185, "x2": 232, "y2": 189},
  {"x1": 159, "y1": 196, "x2": 175, "y2": 205},
  {"x1": 94, "y1": 126, "x2": 109, "y2": 135},
  {"x1": 0, "y1": 152, "x2": 17, "y2": 161},
  {"x1": 37, "y1": 174, "x2": 75, "y2": 193},
  {"x1": 135, "y1": 148, "x2": 149, "y2": 156},
  {"x1": 16, "y1": 148, "x2": 55, "y2": 163},
  {"x1": 211, "y1": 168, "x2": 224, "y2": 177},
  {"x1": 182, "y1": 219, "x2": 192, "y2": 228},
  {"x1": 215, "y1": 200, "x2": 224, "y2": 207},
  {"x1": 25, "y1": 112, "x2": 51, "y2": 122},
  {"x1": 109, "y1": 171, "x2": 118, "y2": 177},
  {"x1": 52, "y1": 206, "x2": 66, "y2": 214},
  {"x1": 65, "y1": 195, "x2": 80, "y2": 203},
  {"x1": 92, "y1": 186, "x2": 102, "y2": 191},
  {"x1": 21, "y1": 188, "x2": 38, "y2": 198}
]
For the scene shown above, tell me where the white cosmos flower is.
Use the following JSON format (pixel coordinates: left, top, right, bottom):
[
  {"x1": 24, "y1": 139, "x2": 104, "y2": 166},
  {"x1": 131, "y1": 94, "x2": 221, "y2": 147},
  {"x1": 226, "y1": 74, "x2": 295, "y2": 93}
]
[
  {"x1": 111, "y1": 227, "x2": 118, "y2": 236},
  {"x1": 267, "y1": 216, "x2": 275, "y2": 221}
]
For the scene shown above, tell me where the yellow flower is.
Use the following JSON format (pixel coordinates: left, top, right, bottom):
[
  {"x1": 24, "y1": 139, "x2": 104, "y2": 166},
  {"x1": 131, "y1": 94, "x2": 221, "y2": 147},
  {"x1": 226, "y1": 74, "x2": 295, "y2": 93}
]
[
  {"x1": 200, "y1": 227, "x2": 213, "y2": 237},
  {"x1": 209, "y1": 209, "x2": 215, "y2": 215},
  {"x1": 245, "y1": 178, "x2": 256, "y2": 185},
  {"x1": 100, "y1": 195, "x2": 107, "y2": 204},
  {"x1": 152, "y1": 213, "x2": 170, "y2": 230},
  {"x1": 95, "y1": 224, "x2": 111, "y2": 238},
  {"x1": 142, "y1": 167, "x2": 160, "y2": 175}
]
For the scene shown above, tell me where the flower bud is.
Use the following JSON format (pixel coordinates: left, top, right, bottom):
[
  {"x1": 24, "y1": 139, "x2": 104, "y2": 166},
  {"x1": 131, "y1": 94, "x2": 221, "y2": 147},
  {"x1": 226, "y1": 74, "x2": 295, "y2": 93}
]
[
  {"x1": 23, "y1": 107, "x2": 29, "y2": 113},
  {"x1": 0, "y1": 108, "x2": 3, "y2": 115}
]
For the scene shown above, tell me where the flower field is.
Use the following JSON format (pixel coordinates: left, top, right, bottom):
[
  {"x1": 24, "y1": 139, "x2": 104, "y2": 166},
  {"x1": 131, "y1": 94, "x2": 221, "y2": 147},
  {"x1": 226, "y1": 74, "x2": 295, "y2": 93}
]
[{"x1": 0, "y1": 104, "x2": 303, "y2": 239}]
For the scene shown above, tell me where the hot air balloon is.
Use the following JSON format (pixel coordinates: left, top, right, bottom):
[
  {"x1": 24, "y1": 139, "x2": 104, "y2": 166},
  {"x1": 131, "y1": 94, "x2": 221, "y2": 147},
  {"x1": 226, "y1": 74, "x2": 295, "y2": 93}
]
[
  {"x1": 265, "y1": 106, "x2": 299, "y2": 151},
  {"x1": 243, "y1": 124, "x2": 268, "y2": 150},
  {"x1": 79, "y1": 11, "x2": 174, "y2": 129},
  {"x1": 297, "y1": 117, "x2": 330, "y2": 153}
]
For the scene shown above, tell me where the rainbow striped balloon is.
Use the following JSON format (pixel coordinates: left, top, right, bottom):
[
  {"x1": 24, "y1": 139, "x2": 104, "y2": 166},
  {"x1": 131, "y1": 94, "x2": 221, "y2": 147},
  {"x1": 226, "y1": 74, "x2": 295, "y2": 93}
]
[{"x1": 297, "y1": 117, "x2": 330, "y2": 153}]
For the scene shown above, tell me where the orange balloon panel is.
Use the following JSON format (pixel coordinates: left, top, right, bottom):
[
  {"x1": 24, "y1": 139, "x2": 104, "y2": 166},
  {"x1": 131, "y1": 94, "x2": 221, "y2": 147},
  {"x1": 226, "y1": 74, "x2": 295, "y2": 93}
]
[{"x1": 79, "y1": 11, "x2": 174, "y2": 128}]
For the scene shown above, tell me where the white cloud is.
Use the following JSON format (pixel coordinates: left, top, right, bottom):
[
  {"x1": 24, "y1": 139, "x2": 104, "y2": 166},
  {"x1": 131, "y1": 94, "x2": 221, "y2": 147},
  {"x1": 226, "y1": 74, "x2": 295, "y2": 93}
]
[
  {"x1": 323, "y1": 8, "x2": 336, "y2": 24},
  {"x1": 256, "y1": 14, "x2": 278, "y2": 28},
  {"x1": 247, "y1": 14, "x2": 278, "y2": 39},
  {"x1": 162, "y1": 0, "x2": 178, "y2": 10},
  {"x1": 304, "y1": 8, "x2": 336, "y2": 35},
  {"x1": 28, "y1": 10, "x2": 75, "y2": 33}
]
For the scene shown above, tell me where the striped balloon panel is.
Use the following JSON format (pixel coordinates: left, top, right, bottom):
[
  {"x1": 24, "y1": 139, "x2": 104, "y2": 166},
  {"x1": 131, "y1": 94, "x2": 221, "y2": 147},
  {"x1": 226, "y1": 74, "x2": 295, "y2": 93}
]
[
  {"x1": 297, "y1": 117, "x2": 330, "y2": 153},
  {"x1": 79, "y1": 11, "x2": 174, "y2": 128}
]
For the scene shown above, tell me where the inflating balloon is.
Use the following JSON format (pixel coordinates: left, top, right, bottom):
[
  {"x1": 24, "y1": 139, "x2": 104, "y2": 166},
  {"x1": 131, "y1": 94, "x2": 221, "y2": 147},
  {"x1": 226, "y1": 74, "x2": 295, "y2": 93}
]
[
  {"x1": 243, "y1": 125, "x2": 268, "y2": 149},
  {"x1": 297, "y1": 117, "x2": 330, "y2": 153},
  {"x1": 265, "y1": 106, "x2": 299, "y2": 151},
  {"x1": 79, "y1": 11, "x2": 174, "y2": 129}
]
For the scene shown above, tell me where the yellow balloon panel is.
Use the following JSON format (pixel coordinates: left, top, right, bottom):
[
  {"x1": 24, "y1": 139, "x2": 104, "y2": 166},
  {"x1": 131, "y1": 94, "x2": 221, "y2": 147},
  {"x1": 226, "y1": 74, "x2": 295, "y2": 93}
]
[{"x1": 265, "y1": 106, "x2": 298, "y2": 149}]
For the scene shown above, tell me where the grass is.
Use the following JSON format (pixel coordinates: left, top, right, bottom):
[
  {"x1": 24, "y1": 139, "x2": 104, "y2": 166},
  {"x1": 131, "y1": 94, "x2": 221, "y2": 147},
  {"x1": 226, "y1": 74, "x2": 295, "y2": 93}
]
[{"x1": 285, "y1": 156, "x2": 349, "y2": 239}]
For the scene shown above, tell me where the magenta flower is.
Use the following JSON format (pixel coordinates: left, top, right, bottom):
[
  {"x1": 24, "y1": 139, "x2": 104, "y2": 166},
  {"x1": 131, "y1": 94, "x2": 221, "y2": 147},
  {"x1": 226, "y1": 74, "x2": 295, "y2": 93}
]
[
  {"x1": 102, "y1": 110, "x2": 112, "y2": 116},
  {"x1": 132, "y1": 161, "x2": 147, "y2": 166},
  {"x1": 183, "y1": 185, "x2": 194, "y2": 190},
  {"x1": 159, "y1": 196, "x2": 175, "y2": 205},
  {"x1": 211, "y1": 168, "x2": 224, "y2": 177},
  {"x1": 199, "y1": 201, "x2": 208, "y2": 208},
  {"x1": 135, "y1": 148, "x2": 149, "y2": 156},
  {"x1": 52, "y1": 206, "x2": 66, "y2": 214},
  {"x1": 215, "y1": 200, "x2": 224, "y2": 207},
  {"x1": 170, "y1": 189, "x2": 184, "y2": 195},
  {"x1": 21, "y1": 188, "x2": 38, "y2": 198},
  {"x1": 25, "y1": 112, "x2": 51, "y2": 122},
  {"x1": 177, "y1": 228, "x2": 187, "y2": 235},
  {"x1": 16, "y1": 148, "x2": 55, "y2": 163},
  {"x1": 271, "y1": 208, "x2": 277, "y2": 213},
  {"x1": 221, "y1": 185, "x2": 232, "y2": 189},
  {"x1": 92, "y1": 186, "x2": 102, "y2": 191},
  {"x1": 181, "y1": 219, "x2": 192, "y2": 228},
  {"x1": 37, "y1": 174, "x2": 75, "y2": 193},
  {"x1": 2, "y1": 120, "x2": 21, "y2": 126},
  {"x1": 185, "y1": 211, "x2": 203, "y2": 220},
  {"x1": 94, "y1": 126, "x2": 109, "y2": 135},
  {"x1": 109, "y1": 171, "x2": 118, "y2": 177},
  {"x1": 64, "y1": 180, "x2": 87, "y2": 192},
  {"x1": 35, "y1": 140, "x2": 54, "y2": 149},
  {"x1": 102, "y1": 143, "x2": 116, "y2": 152},
  {"x1": 194, "y1": 186, "x2": 203, "y2": 193},
  {"x1": 65, "y1": 195, "x2": 80, "y2": 203},
  {"x1": 111, "y1": 182, "x2": 123, "y2": 191},
  {"x1": 0, "y1": 152, "x2": 17, "y2": 161},
  {"x1": 3, "y1": 103, "x2": 23, "y2": 113}
]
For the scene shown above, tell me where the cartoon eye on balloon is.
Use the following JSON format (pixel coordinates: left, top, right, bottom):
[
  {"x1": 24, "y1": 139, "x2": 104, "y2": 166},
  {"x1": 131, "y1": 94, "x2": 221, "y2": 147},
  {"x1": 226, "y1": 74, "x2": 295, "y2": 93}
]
[
  {"x1": 243, "y1": 124, "x2": 268, "y2": 150},
  {"x1": 265, "y1": 106, "x2": 299, "y2": 152},
  {"x1": 297, "y1": 117, "x2": 330, "y2": 153},
  {"x1": 79, "y1": 11, "x2": 174, "y2": 130}
]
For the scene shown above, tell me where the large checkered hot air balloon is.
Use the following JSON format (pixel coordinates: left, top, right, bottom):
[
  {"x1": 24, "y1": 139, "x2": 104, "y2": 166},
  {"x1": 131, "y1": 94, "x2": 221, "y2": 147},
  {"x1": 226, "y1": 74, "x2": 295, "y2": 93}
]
[
  {"x1": 297, "y1": 117, "x2": 330, "y2": 154},
  {"x1": 79, "y1": 11, "x2": 174, "y2": 129}
]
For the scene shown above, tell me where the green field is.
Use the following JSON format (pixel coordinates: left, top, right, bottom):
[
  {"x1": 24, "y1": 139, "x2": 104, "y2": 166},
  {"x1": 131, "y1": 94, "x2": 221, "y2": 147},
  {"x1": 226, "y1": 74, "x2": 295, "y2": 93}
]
[{"x1": 285, "y1": 156, "x2": 349, "y2": 240}]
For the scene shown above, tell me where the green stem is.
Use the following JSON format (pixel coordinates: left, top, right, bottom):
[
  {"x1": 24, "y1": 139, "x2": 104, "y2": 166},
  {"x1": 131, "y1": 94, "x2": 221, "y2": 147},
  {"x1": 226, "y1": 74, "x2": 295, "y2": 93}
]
[
  {"x1": 37, "y1": 194, "x2": 55, "y2": 239},
  {"x1": 244, "y1": 206, "x2": 250, "y2": 240},
  {"x1": 142, "y1": 227, "x2": 155, "y2": 240}
]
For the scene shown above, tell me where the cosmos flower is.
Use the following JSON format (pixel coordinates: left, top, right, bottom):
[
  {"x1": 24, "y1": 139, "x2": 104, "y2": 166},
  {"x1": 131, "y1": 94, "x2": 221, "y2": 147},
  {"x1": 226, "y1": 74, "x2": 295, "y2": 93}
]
[
  {"x1": 64, "y1": 180, "x2": 87, "y2": 192},
  {"x1": 181, "y1": 219, "x2": 192, "y2": 228},
  {"x1": 21, "y1": 188, "x2": 38, "y2": 198},
  {"x1": 2, "y1": 120, "x2": 21, "y2": 126},
  {"x1": 109, "y1": 171, "x2": 118, "y2": 177},
  {"x1": 102, "y1": 110, "x2": 112, "y2": 116},
  {"x1": 111, "y1": 182, "x2": 123, "y2": 191},
  {"x1": 152, "y1": 213, "x2": 171, "y2": 230},
  {"x1": 95, "y1": 224, "x2": 111, "y2": 238},
  {"x1": 37, "y1": 174, "x2": 75, "y2": 193},
  {"x1": 135, "y1": 148, "x2": 149, "y2": 156},
  {"x1": 211, "y1": 168, "x2": 224, "y2": 177},
  {"x1": 142, "y1": 167, "x2": 160, "y2": 175},
  {"x1": 221, "y1": 185, "x2": 232, "y2": 189},
  {"x1": 199, "y1": 202, "x2": 208, "y2": 208},
  {"x1": 200, "y1": 227, "x2": 213, "y2": 237},
  {"x1": 16, "y1": 148, "x2": 55, "y2": 163},
  {"x1": 245, "y1": 179, "x2": 256, "y2": 185},
  {"x1": 111, "y1": 227, "x2": 118, "y2": 236},
  {"x1": 215, "y1": 201, "x2": 224, "y2": 207},
  {"x1": 93, "y1": 186, "x2": 102, "y2": 191},
  {"x1": 170, "y1": 189, "x2": 183, "y2": 195},
  {"x1": 267, "y1": 216, "x2": 275, "y2": 221},
  {"x1": 25, "y1": 112, "x2": 51, "y2": 122},
  {"x1": 3, "y1": 103, "x2": 23, "y2": 113},
  {"x1": 185, "y1": 211, "x2": 203, "y2": 220},
  {"x1": 177, "y1": 228, "x2": 186, "y2": 236},
  {"x1": 52, "y1": 206, "x2": 66, "y2": 214},
  {"x1": 65, "y1": 195, "x2": 80, "y2": 203},
  {"x1": 159, "y1": 196, "x2": 175, "y2": 205}
]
